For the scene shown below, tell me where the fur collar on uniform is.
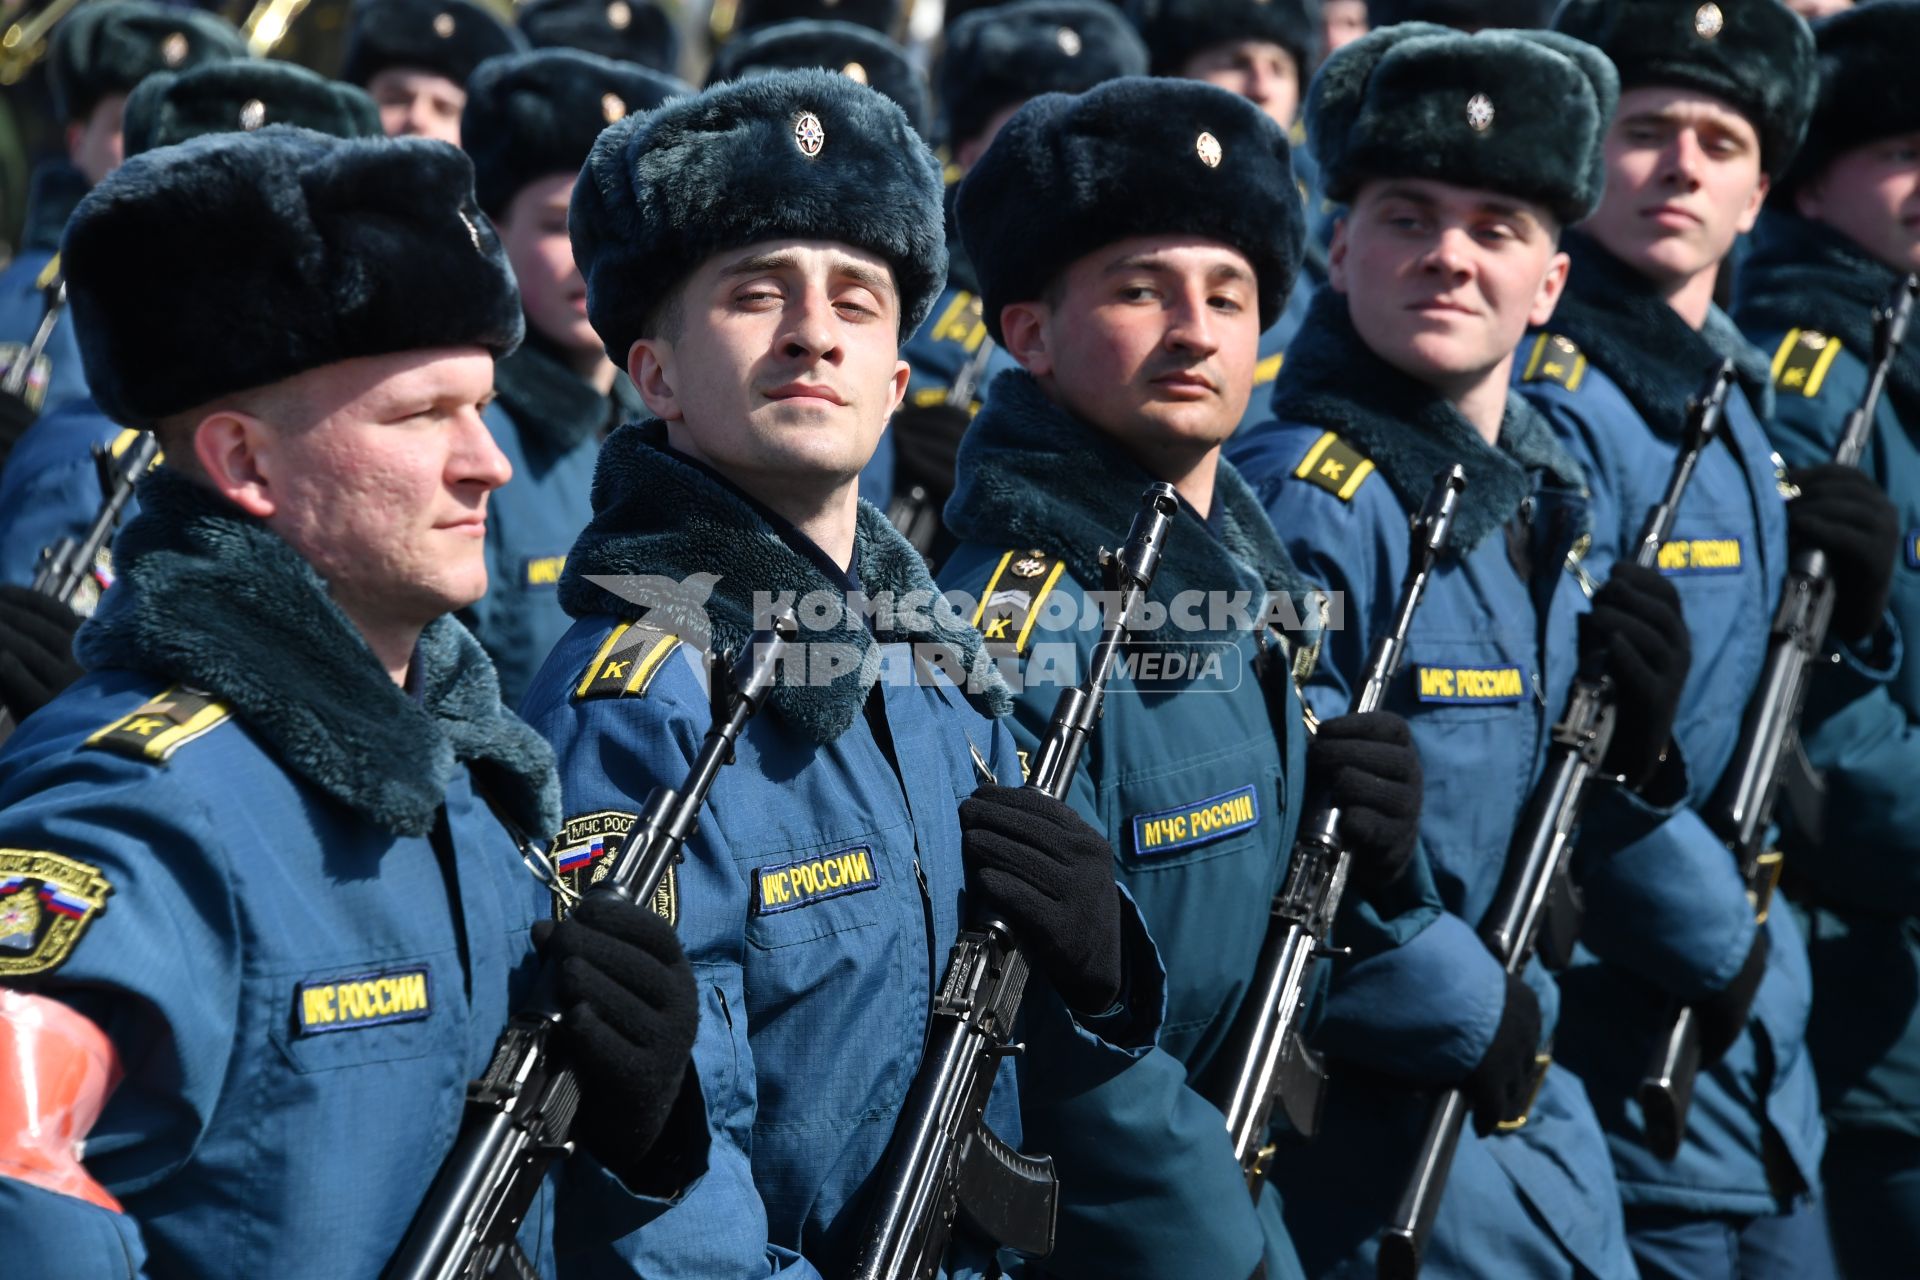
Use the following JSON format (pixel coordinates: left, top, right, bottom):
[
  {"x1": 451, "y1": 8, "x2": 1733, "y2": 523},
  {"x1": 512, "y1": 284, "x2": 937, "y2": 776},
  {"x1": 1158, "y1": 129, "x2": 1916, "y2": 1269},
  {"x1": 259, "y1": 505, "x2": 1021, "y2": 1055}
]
[
  {"x1": 1269, "y1": 287, "x2": 1587, "y2": 553},
  {"x1": 945, "y1": 368, "x2": 1321, "y2": 642},
  {"x1": 559, "y1": 421, "x2": 1011, "y2": 744},
  {"x1": 75, "y1": 468, "x2": 560, "y2": 840},
  {"x1": 1549, "y1": 230, "x2": 1776, "y2": 430},
  {"x1": 491, "y1": 332, "x2": 613, "y2": 459},
  {"x1": 1736, "y1": 210, "x2": 1920, "y2": 423},
  {"x1": 23, "y1": 161, "x2": 88, "y2": 254}
]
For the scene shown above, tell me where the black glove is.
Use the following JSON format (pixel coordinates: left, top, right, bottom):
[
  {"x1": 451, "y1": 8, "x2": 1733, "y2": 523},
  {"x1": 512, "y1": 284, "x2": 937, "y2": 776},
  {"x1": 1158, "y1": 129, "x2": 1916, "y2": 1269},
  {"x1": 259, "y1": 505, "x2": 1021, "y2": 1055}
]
[
  {"x1": 959, "y1": 784, "x2": 1123, "y2": 1015},
  {"x1": 1463, "y1": 972, "x2": 1543, "y2": 1137},
  {"x1": 532, "y1": 894, "x2": 702, "y2": 1188},
  {"x1": 0, "y1": 389, "x2": 37, "y2": 473},
  {"x1": 1307, "y1": 711, "x2": 1422, "y2": 892},
  {"x1": 1695, "y1": 926, "x2": 1770, "y2": 1066},
  {"x1": 0, "y1": 586, "x2": 82, "y2": 722},
  {"x1": 1786, "y1": 464, "x2": 1898, "y2": 644},
  {"x1": 891, "y1": 401, "x2": 972, "y2": 494},
  {"x1": 1578, "y1": 562, "x2": 1690, "y2": 789}
]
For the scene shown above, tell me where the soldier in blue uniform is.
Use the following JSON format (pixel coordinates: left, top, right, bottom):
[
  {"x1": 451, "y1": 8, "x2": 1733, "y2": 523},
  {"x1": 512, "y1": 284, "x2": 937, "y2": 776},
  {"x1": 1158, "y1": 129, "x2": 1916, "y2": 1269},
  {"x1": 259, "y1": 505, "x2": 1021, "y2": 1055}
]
[
  {"x1": 1229, "y1": 27, "x2": 1678, "y2": 1279},
  {"x1": 0, "y1": 59, "x2": 382, "y2": 600},
  {"x1": 702, "y1": 17, "x2": 933, "y2": 510},
  {"x1": 1130, "y1": 0, "x2": 1322, "y2": 431},
  {"x1": 939, "y1": 75, "x2": 1421, "y2": 1280},
  {"x1": 890, "y1": 0, "x2": 1146, "y2": 554},
  {"x1": 1731, "y1": 4, "x2": 1920, "y2": 1270},
  {"x1": 1517, "y1": 3, "x2": 1889, "y2": 1273},
  {"x1": 520, "y1": 70, "x2": 1166, "y2": 1277},
  {"x1": 0, "y1": 1, "x2": 242, "y2": 424},
  {"x1": 0, "y1": 126, "x2": 702, "y2": 1277},
  {"x1": 340, "y1": 0, "x2": 523, "y2": 146},
  {"x1": 461, "y1": 49, "x2": 684, "y2": 707}
]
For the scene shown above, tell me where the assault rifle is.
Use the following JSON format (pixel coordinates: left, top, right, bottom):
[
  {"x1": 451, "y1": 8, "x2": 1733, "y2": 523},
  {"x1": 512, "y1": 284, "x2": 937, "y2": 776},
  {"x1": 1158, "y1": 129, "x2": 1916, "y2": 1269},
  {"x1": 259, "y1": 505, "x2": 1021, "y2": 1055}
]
[
  {"x1": 1637, "y1": 273, "x2": 1920, "y2": 1158},
  {"x1": 31, "y1": 431, "x2": 159, "y2": 606},
  {"x1": 850, "y1": 482, "x2": 1180, "y2": 1280},
  {"x1": 1377, "y1": 363, "x2": 1734, "y2": 1280},
  {"x1": 386, "y1": 613, "x2": 796, "y2": 1280},
  {"x1": 1214, "y1": 465, "x2": 1466, "y2": 1186}
]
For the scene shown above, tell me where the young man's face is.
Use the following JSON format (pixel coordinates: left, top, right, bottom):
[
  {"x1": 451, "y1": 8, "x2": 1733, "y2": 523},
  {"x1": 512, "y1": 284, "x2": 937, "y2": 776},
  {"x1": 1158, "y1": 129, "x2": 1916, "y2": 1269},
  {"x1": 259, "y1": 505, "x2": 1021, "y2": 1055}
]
[
  {"x1": 1000, "y1": 234, "x2": 1263, "y2": 463},
  {"x1": 1181, "y1": 39, "x2": 1301, "y2": 130},
  {"x1": 1796, "y1": 131, "x2": 1920, "y2": 274},
  {"x1": 368, "y1": 67, "x2": 467, "y2": 145},
  {"x1": 1321, "y1": 0, "x2": 1368, "y2": 55},
  {"x1": 1332, "y1": 177, "x2": 1569, "y2": 389},
  {"x1": 630, "y1": 239, "x2": 910, "y2": 498},
  {"x1": 66, "y1": 94, "x2": 127, "y2": 187},
  {"x1": 498, "y1": 173, "x2": 599, "y2": 359},
  {"x1": 203, "y1": 348, "x2": 511, "y2": 632},
  {"x1": 1582, "y1": 86, "x2": 1768, "y2": 290}
]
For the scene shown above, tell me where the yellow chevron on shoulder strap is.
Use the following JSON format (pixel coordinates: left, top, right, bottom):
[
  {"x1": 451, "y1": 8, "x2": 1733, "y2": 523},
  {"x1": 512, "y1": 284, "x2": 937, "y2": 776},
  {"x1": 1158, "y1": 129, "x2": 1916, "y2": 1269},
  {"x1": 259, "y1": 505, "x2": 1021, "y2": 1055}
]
[
  {"x1": 1521, "y1": 333, "x2": 1588, "y2": 392},
  {"x1": 575, "y1": 621, "x2": 682, "y2": 700},
  {"x1": 971, "y1": 549, "x2": 1065, "y2": 657},
  {"x1": 85, "y1": 686, "x2": 230, "y2": 763},
  {"x1": 1771, "y1": 328, "x2": 1844, "y2": 398},
  {"x1": 1294, "y1": 431, "x2": 1375, "y2": 502}
]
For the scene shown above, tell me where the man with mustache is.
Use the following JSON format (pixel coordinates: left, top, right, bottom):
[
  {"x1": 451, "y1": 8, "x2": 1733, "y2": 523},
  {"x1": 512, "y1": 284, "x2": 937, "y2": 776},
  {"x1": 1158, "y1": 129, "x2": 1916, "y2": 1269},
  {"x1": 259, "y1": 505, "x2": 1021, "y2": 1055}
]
[
  {"x1": 1230, "y1": 25, "x2": 1668, "y2": 1278},
  {"x1": 518, "y1": 70, "x2": 1164, "y2": 1277},
  {"x1": 1519, "y1": 2, "x2": 1894, "y2": 1273},
  {"x1": 939, "y1": 75, "x2": 1422, "y2": 1280},
  {"x1": 1733, "y1": 3, "x2": 1920, "y2": 1270}
]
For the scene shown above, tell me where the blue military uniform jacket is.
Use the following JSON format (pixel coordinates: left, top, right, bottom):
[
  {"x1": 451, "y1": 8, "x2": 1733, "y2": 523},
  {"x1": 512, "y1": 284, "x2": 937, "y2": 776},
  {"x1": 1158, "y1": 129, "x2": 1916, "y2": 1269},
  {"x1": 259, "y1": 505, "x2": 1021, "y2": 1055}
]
[
  {"x1": 1736, "y1": 210, "x2": 1920, "y2": 1147},
  {"x1": 1227, "y1": 290, "x2": 1636, "y2": 1280},
  {"x1": 0, "y1": 398, "x2": 139, "y2": 599},
  {"x1": 473, "y1": 336, "x2": 634, "y2": 708},
  {"x1": 0, "y1": 469, "x2": 658, "y2": 1277},
  {"x1": 939, "y1": 371, "x2": 1313, "y2": 1280},
  {"x1": 1518, "y1": 231, "x2": 1825, "y2": 1216},
  {"x1": 518, "y1": 423, "x2": 1164, "y2": 1278},
  {"x1": 0, "y1": 163, "x2": 89, "y2": 417}
]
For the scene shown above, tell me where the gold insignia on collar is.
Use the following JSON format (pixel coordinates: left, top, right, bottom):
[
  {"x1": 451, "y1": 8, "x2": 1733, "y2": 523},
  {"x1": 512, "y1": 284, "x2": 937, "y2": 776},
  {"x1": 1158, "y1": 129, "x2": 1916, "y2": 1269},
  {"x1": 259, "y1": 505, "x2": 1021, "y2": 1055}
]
[
  {"x1": 1196, "y1": 130, "x2": 1223, "y2": 168},
  {"x1": 602, "y1": 92, "x2": 627, "y2": 123},
  {"x1": 842, "y1": 60, "x2": 868, "y2": 85},
  {"x1": 161, "y1": 32, "x2": 189, "y2": 65},
  {"x1": 1011, "y1": 551, "x2": 1050, "y2": 578},
  {"x1": 433, "y1": 11, "x2": 456, "y2": 37},
  {"x1": 1694, "y1": 2, "x2": 1724, "y2": 38},
  {"x1": 794, "y1": 110, "x2": 825, "y2": 157},
  {"x1": 240, "y1": 98, "x2": 267, "y2": 130},
  {"x1": 1056, "y1": 25, "x2": 1082, "y2": 55},
  {"x1": 606, "y1": 0, "x2": 632, "y2": 27},
  {"x1": 1466, "y1": 93, "x2": 1494, "y2": 132}
]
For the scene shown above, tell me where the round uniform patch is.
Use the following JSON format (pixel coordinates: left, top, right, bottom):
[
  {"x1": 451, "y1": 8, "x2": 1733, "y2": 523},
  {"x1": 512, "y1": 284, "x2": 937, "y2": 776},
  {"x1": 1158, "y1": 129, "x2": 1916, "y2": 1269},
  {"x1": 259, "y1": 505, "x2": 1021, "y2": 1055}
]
[
  {"x1": 602, "y1": 92, "x2": 627, "y2": 123},
  {"x1": 161, "y1": 32, "x2": 189, "y2": 66},
  {"x1": 794, "y1": 110, "x2": 825, "y2": 157},
  {"x1": 1466, "y1": 93, "x2": 1494, "y2": 132},
  {"x1": 1195, "y1": 131, "x2": 1222, "y2": 168},
  {"x1": 0, "y1": 849, "x2": 113, "y2": 977},
  {"x1": 1056, "y1": 26, "x2": 1082, "y2": 56},
  {"x1": 433, "y1": 11, "x2": 456, "y2": 37},
  {"x1": 1694, "y1": 2, "x2": 1724, "y2": 39},
  {"x1": 240, "y1": 98, "x2": 267, "y2": 131},
  {"x1": 606, "y1": 0, "x2": 632, "y2": 28}
]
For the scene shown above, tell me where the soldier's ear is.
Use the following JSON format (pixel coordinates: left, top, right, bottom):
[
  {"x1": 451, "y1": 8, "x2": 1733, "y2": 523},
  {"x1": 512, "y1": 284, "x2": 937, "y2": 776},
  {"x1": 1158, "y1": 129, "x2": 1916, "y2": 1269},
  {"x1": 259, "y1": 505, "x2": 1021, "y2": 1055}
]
[
  {"x1": 628, "y1": 337, "x2": 683, "y2": 423},
  {"x1": 998, "y1": 301, "x2": 1052, "y2": 377},
  {"x1": 193, "y1": 411, "x2": 278, "y2": 519},
  {"x1": 1736, "y1": 171, "x2": 1771, "y2": 237},
  {"x1": 1326, "y1": 218, "x2": 1350, "y2": 295},
  {"x1": 1528, "y1": 249, "x2": 1572, "y2": 330}
]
